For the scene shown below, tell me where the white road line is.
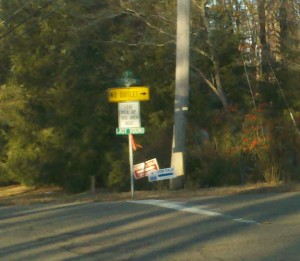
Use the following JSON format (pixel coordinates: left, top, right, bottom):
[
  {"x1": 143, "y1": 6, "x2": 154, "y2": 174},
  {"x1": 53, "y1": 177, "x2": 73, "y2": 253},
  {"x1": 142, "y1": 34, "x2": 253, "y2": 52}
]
[{"x1": 128, "y1": 199, "x2": 260, "y2": 225}]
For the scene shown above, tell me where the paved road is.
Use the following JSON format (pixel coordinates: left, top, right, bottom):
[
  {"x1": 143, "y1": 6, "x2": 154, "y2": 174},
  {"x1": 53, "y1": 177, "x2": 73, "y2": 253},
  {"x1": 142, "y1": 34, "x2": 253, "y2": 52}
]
[{"x1": 0, "y1": 192, "x2": 299, "y2": 260}]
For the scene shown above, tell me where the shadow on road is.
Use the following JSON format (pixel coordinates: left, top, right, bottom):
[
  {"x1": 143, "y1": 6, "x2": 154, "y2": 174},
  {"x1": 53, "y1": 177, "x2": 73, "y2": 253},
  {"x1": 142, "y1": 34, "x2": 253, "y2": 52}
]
[{"x1": 0, "y1": 192, "x2": 299, "y2": 260}]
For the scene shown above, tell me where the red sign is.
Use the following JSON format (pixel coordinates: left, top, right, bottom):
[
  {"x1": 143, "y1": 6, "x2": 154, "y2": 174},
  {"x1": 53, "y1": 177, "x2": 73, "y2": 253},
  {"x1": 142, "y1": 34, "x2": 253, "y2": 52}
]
[{"x1": 133, "y1": 158, "x2": 159, "y2": 179}]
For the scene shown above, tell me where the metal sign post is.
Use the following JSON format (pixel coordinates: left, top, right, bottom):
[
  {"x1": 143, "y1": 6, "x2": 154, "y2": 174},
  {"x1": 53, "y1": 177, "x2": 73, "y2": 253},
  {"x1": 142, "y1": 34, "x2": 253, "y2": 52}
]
[
  {"x1": 108, "y1": 70, "x2": 150, "y2": 198},
  {"x1": 128, "y1": 134, "x2": 134, "y2": 199}
]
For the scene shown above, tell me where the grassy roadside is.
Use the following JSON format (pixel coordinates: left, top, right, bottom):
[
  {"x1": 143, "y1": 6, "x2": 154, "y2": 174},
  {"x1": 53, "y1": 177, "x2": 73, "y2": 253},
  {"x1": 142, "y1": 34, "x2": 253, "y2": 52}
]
[{"x1": 0, "y1": 182, "x2": 300, "y2": 206}]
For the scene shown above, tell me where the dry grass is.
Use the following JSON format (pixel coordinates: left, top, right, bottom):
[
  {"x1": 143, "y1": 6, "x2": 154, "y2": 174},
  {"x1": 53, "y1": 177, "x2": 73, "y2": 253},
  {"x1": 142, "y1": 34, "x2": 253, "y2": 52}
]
[
  {"x1": 0, "y1": 185, "x2": 34, "y2": 198},
  {"x1": 0, "y1": 182, "x2": 300, "y2": 206}
]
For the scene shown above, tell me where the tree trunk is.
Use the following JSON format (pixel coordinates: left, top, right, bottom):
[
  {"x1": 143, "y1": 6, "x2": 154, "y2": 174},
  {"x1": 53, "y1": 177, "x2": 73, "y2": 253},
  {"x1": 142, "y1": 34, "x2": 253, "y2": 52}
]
[
  {"x1": 213, "y1": 59, "x2": 229, "y2": 113},
  {"x1": 257, "y1": 0, "x2": 271, "y2": 80}
]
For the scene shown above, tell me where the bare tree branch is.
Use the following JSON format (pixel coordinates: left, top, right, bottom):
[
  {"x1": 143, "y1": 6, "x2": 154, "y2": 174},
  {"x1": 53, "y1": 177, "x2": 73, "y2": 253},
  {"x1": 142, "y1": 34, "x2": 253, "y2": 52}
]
[
  {"x1": 102, "y1": 39, "x2": 174, "y2": 47},
  {"x1": 122, "y1": 7, "x2": 174, "y2": 38},
  {"x1": 191, "y1": 64, "x2": 220, "y2": 97},
  {"x1": 193, "y1": 46, "x2": 210, "y2": 58}
]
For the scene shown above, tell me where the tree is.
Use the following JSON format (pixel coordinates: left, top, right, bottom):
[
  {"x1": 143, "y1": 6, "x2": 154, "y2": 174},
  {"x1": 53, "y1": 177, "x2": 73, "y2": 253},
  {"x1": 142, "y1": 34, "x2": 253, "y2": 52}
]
[
  {"x1": 0, "y1": 1, "x2": 117, "y2": 190},
  {"x1": 0, "y1": 0, "x2": 299, "y2": 191}
]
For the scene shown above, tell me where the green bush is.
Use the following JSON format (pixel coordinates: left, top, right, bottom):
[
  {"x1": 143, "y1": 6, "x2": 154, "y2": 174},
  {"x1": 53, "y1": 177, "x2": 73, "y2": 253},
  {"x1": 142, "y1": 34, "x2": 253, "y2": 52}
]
[{"x1": 186, "y1": 142, "x2": 240, "y2": 188}]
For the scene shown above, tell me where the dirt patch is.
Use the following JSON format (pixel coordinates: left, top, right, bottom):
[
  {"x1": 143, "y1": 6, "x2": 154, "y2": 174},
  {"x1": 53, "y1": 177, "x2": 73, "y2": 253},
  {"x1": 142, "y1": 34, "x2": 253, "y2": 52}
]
[
  {"x1": 0, "y1": 185, "x2": 66, "y2": 206},
  {"x1": 0, "y1": 182, "x2": 299, "y2": 206}
]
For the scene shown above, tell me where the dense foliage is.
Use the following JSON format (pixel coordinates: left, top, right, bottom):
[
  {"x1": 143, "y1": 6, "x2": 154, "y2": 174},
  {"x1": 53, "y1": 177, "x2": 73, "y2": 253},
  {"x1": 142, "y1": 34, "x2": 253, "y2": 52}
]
[{"x1": 0, "y1": 0, "x2": 299, "y2": 192}]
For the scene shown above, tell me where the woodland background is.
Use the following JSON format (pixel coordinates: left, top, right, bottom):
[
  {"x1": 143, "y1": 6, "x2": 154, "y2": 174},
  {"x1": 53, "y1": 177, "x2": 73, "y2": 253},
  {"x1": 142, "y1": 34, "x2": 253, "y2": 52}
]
[{"x1": 0, "y1": 0, "x2": 299, "y2": 192}]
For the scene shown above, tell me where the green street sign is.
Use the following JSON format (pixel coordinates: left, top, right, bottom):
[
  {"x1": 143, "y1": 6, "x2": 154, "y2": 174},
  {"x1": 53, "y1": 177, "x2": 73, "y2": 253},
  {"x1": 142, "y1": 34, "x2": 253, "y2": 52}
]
[
  {"x1": 115, "y1": 70, "x2": 142, "y2": 87},
  {"x1": 116, "y1": 127, "x2": 145, "y2": 135}
]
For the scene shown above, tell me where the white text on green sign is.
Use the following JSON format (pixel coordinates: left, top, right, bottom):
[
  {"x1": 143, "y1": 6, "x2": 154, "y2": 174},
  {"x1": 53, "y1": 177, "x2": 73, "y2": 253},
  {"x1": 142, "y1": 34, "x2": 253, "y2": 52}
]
[
  {"x1": 108, "y1": 87, "x2": 150, "y2": 102},
  {"x1": 116, "y1": 127, "x2": 145, "y2": 135}
]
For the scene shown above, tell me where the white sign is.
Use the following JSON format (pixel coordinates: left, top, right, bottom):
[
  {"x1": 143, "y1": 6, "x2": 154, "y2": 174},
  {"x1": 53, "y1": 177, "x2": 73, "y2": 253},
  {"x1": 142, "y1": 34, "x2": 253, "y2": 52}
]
[
  {"x1": 133, "y1": 158, "x2": 159, "y2": 179},
  {"x1": 118, "y1": 102, "x2": 141, "y2": 128},
  {"x1": 148, "y1": 168, "x2": 176, "y2": 182}
]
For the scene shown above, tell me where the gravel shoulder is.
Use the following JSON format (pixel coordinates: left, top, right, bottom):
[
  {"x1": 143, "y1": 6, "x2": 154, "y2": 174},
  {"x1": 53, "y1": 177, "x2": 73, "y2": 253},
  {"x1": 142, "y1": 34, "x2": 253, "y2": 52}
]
[{"x1": 1, "y1": 182, "x2": 300, "y2": 206}]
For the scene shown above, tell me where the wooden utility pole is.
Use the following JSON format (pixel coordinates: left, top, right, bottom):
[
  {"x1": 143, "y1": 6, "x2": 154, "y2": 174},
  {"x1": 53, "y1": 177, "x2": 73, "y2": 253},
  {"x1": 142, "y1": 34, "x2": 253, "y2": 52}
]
[{"x1": 170, "y1": 0, "x2": 190, "y2": 189}]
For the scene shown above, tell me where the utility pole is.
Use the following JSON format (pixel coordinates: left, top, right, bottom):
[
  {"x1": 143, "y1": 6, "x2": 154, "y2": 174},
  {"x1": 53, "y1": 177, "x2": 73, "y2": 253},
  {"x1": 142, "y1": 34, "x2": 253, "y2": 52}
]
[{"x1": 170, "y1": 0, "x2": 190, "y2": 189}]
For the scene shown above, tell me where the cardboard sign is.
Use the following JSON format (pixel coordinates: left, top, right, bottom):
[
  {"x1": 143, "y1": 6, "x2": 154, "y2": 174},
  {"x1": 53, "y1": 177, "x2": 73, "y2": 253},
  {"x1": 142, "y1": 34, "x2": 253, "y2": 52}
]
[{"x1": 133, "y1": 158, "x2": 159, "y2": 179}]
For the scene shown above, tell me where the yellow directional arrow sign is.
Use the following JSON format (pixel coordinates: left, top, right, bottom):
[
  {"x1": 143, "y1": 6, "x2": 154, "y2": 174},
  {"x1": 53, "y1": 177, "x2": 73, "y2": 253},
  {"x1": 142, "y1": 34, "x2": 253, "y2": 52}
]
[{"x1": 107, "y1": 86, "x2": 150, "y2": 102}]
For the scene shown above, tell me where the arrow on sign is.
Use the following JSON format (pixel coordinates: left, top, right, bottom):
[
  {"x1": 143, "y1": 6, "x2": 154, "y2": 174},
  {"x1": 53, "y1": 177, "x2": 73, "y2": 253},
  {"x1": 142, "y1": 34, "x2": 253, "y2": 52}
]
[{"x1": 107, "y1": 87, "x2": 150, "y2": 102}]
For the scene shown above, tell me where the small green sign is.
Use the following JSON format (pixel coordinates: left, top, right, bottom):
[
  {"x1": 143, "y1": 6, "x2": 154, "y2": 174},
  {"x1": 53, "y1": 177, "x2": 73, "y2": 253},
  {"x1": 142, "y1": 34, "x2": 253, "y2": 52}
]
[
  {"x1": 116, "y1": 127, "x2": 145, "y2": 135},
  {"x1": 115, "y1": 70, "x2": 141, "y2": 87}
]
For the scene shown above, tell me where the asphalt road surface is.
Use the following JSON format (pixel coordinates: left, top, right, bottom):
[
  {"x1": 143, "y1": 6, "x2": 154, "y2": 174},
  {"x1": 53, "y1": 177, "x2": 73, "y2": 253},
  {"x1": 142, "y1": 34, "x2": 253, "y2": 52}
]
[{"x1": 0, "y1": 192, "x2": 299, "y2": 260}]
